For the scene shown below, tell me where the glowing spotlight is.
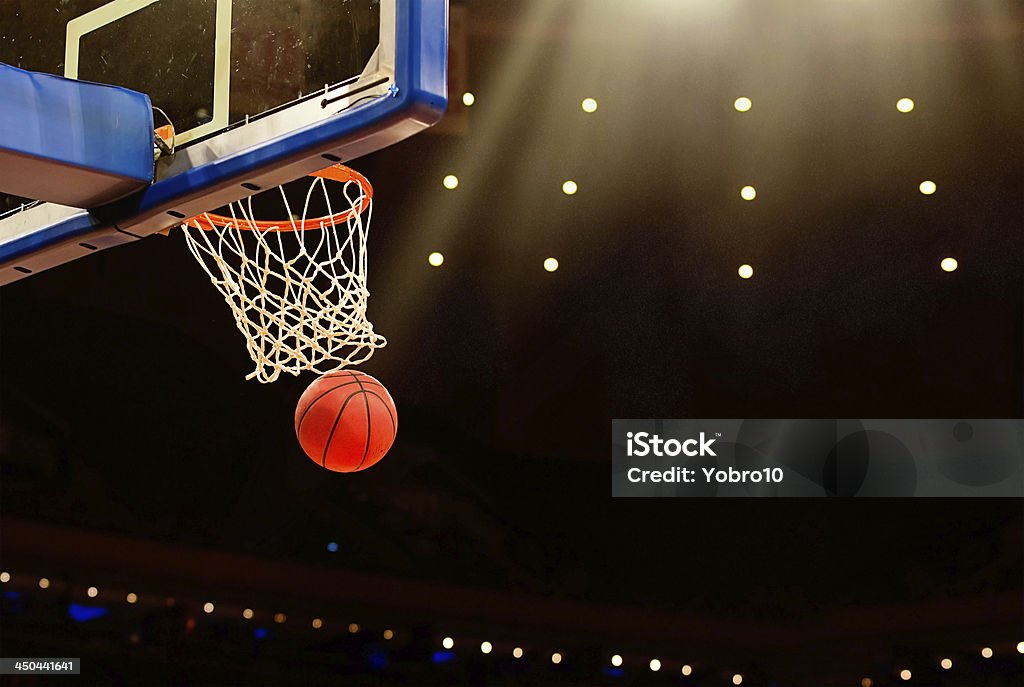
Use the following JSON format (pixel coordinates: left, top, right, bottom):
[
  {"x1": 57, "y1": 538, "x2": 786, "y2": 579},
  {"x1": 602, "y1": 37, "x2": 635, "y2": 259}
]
[
  {"x1": 513, "y1": 647, "x2": 524, "y2": 658},
  {"x1": 274, "y1": 613, "x2": 287, "y2": 624},
  {"x1": 462, "y1": 92, "x2": 475, "y2": 107},
  {"x1": 650, "y1": 659, "x2": 662, "y2": 672},
  {"x1": 1017, "y1": 641, "x2": 1024, "y2": 654},
  {"x1": 940, "y1": 658, "x2": 952, "y2": 670},
  {"x1": 682, "y1": 664, "x2": 693, "y2": 676},
  {"x1": 551, "y1": 652, "x2": 562, "y2": 664},
  {"x1": 544, "y1": 257, "x2": 559, "y2": 272},
  {"x1": 611, "y1": 655, "x2": 623, "y2": 667},
  {"x1": 738, "y1": 264, "x2": 754, "y2": 279},
  {"x1": 900, "y1": 669, "x2": 912, "y2": 681},
  {"x1": 981, "y1": 647, "x2": 993, "y2": 658},
  {"x1": 940, "y1": 257, "x2": 958, "y2": 272},
  {"x1": 326, "y1": 541, "x2": 338, "y2": 553},
  {"x1": 443, "y1": 175, "x2": 459, "y2": 190},
  {"x1": 733, "y1": 674, "x2": 743, "y2": 685},
  {"x1": 87, "y1": 586, "x2": 98, "y2": 598},
  {"x1": 442, "y1": 637, "x2": 454, "y2": 650},
  {"x1": 126, "y1": 592, "x2": 137, "y2": 603},
  {"x1": 481, "y1": 641, "x2": 493, "y2": 654},
  {"x1": 581, "y1": 97, "x2": 598, "y2": 113},
  {"x1": 428, "y1": 251, "x2": 444, "y2": 267},
  {"x1": 896, "y1": 98, "x2": 915, "y2": 113},
  {"x1": 0, "y1": 572, "x2": 9, "y2": 583},
  {"x1": 562, "y1": 180, "x2": 578, "y2": 195},
  {"x1": 919, "y1": 180, "x2": 937, "y2": 195},
  {"x1": 242, "y1": 608, "x2": 254, "y2": 620},
  {"x1": 348, "y1": 622, "x2": 360, "y2": 633},
  {"x1": 38, "y1": 577, "x2": 51, "y2": 589},
  {"x1": 861, "y1": 679, "x2": 873, "y2": 687},
  {"x1": 734, "y1": 97, "x2": 752, "y2": 112},
  {"x1": 383, "y1": 629, "x2": 394, "y2": 640},
  {"x1": 740, "y1": 185, "x2": 756, "y2": 201},
  {"x1": 203, "y1": 602, "x2": 215, "y2": 614},
  {"x1": 312, "y1": 618, "x2": 323, "y2": 629}
]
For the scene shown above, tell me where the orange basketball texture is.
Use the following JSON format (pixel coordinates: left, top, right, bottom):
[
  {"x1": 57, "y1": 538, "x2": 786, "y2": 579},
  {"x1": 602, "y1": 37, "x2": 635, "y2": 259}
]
[{"x1": 294, "y1": 371, "x2": 397, "y2": 472}]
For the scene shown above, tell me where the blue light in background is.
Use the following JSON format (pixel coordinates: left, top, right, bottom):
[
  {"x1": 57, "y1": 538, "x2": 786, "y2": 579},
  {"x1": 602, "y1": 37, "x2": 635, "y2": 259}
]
[
  {"x1": 68, "y1": 603, "x2": 109, "y2": 623},
  {"x1": 603, "y1": 667, "x2": 625, "y2": 678},
  {"x1": 367, "y1": 649, "x2": 389, "y2": 670},
  {"x1": 326, "y1": 542, "x2": 339, "y2": 553},
  {"x1": 254, "y1": 627, "x2": 269, "y2": 640},
  {"x1": 2, "y1": 591, "x2": 25, "y2": 613},
  {"x1": 431, "y1": 650, "x2": 456, "y2": 664}
]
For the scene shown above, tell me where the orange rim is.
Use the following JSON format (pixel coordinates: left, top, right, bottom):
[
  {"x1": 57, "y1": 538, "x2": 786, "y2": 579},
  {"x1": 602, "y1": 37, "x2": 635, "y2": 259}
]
[{"x1": 185, "y1": 164, "x2": 373, "y2": 232}]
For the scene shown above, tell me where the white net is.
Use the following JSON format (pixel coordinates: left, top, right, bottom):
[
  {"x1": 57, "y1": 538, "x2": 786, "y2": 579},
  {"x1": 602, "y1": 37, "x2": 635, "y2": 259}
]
[{"x1": 181, "y1": 166, "x2": 386, "y2": 383}]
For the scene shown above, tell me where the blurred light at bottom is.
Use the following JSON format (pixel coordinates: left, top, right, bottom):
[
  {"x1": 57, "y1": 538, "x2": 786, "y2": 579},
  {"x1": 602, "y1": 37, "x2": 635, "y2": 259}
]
[
  {"x1": 431, "y1": 650, "x2": 455, "y2": 665},
  {"x1": 68, "y1": 603, "x2": 109, "y2": 623}
]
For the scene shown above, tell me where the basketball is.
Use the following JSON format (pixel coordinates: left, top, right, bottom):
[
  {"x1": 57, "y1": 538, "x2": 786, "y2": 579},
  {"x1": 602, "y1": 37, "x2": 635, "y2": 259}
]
[{"x1": 294, "y1": 371, "x2": 397, "y2": 472}]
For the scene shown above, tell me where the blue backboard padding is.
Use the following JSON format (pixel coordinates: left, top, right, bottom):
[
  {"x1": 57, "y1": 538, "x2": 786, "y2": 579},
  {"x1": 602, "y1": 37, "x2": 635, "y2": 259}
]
[
  {"x1": 0, "y1": 63, "x2": 154, "y2": 207},
  {"x1": 0, "y1": 210, "x2": 108, "y2": 264}
]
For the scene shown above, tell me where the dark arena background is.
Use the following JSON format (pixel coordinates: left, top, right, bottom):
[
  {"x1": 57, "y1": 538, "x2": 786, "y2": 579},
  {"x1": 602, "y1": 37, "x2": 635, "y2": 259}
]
[{"x1": 1, "y1": 1, "x2": 1023, "y2": 686}]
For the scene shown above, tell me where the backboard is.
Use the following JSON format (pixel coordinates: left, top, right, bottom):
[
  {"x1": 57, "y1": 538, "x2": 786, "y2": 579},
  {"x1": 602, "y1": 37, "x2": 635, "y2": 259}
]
[{"x1": 0, "y1": 0, "x2": 447, "y2": 284}]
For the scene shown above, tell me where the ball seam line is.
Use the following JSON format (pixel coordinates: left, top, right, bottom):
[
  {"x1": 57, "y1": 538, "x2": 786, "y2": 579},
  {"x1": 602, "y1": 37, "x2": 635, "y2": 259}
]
[
  {"x1": 353, "y1": 371, "x2": 373, "y2": 471},
  {"x1": 295, "y1": 379, "x2": 372, "y2": 436},
  {"x1": 321, "y1": 383, "x2": 364, "y2": 469},
  {"x1": 361, "y1": 390, "x2": 397, "y2": 435}
]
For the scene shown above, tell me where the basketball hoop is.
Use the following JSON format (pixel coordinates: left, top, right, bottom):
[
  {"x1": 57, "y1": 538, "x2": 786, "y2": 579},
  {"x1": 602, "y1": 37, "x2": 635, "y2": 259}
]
[{"x1": 181, "y1": 165, "x2": 386, "y2": 383}]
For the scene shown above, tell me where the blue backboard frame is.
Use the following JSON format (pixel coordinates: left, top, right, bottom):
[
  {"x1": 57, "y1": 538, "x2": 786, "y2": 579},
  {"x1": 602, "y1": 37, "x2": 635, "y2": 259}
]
[{"x1": 0, "y1": 0, "x2": 447, "y2": 285}]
